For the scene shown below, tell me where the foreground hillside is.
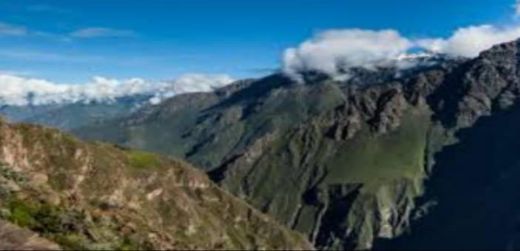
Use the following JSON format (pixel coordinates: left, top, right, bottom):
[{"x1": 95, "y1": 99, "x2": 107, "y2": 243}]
[
  {"x1": 0, "y1": 118, "x2": 312, "y2": 250},
  {"x1": 77, "y1": 39, "x2": 520, "y2": 249}
]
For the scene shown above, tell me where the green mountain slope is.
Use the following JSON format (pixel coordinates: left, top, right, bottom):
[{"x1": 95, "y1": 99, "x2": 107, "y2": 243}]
[
  {"x1": 0, "y1": 118, "x2": 312, "y2": 250},
  {"x1": 76, "y1": 69, "x2": 445, "y2": 249},
  {"x1": 74, "y1": 40, "x2": 520, "y2": 249}
]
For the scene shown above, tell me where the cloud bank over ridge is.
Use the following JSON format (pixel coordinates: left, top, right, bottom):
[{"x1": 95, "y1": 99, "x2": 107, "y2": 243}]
[
  {"x1": 283, "y1": 29, "x2": 413, "y2": 80},
  {"x1": 0, "y1": 74, "x2": 234, "y2": 106},
  {"x1": 283, "y1": 23, "x2": 520, "y2": 80},
  {"x1": 418, "y1": 25, "x2": 520, "y2": 57}
]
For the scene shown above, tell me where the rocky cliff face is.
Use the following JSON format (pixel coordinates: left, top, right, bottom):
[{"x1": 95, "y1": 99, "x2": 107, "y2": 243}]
[
  {"x1": 375, "y1": 38, "x2": 520, "y2": 250},
  {"x1": 67, "y1": 39, "x2": 520, "y2": 249},
  {"x1": 0, "y1": 118, "x2": 312, "y2": 250}
]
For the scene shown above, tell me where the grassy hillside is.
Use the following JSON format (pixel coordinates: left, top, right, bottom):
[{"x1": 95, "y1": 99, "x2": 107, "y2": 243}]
[{"x1": 325, "y1": 109, "x2": 429, "y2": 184}]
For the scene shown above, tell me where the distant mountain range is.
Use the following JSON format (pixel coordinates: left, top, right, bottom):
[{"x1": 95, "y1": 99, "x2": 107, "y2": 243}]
[
  {"x1": 0, "y1": 74, "x2": 235, "y2": 130},
  {"x1": 3, "y1": 39, "x2": 520, "y2": 249},
  {"x1": 0, "y1": 95, "x2": 150, "y2": 130}
]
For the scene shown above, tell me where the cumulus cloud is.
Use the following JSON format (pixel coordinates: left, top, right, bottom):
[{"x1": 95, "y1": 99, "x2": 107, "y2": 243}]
[
  {"x1": 283, "y1": 29, "x2": 413, "y2": 80},
  {"x1": 70, "y1": 27, "x2": 136, "y2": 38},
  {"x1": 418, "y1": 25, "x2": 520, "y2": 57},
  {"x1": 283, "y1": 24, "x2": 520, "y2": 80},
  {"x1": 0, "y1": 74, "x2": 234, "y2": 106},
  {"x1": 0, "y1": 22, "x2": 28, "y2": 36}
]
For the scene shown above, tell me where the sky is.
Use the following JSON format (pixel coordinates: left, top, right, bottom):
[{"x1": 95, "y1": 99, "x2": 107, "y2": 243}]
[{"x1": 0, "y1": 0, "x2": 517, "y2": 84}]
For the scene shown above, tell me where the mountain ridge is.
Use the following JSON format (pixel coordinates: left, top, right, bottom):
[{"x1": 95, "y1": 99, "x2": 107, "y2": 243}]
[{"x1": 73, "y1": 38, "x2": 520, "y2": 249}]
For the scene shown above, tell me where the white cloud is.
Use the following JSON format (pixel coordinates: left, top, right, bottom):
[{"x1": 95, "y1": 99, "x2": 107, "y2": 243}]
[
  {"x1": 283, "y1": 24, "x2": 520, "y2": 80},
  {"x1": 149, "y1": 74, "x2": 235, "y2": 105},
  {"x1": 283, "y1": 29, "x2": 413, "y2": 80},
  {"x1": 168, "y1": 74, "x2": 235, "y2": 93},
  {"x1": 282, "y1": 1, "x2": 520, "y2": 80},
  {"x1": 418, "y1": 25, "x2": 520, "y2": 57},
  {"x1": 0, "y1": 74, "x2": 234, "y2": 106},
  {"x1": 0, "y1": 22, "x2": 28, "y2": 36},
  {"x1": 0, "y1": 22, "x2": 130, "y2": 41},
  {"x1": 70, "y1": 27, "x2": 136, "y2": 38}
]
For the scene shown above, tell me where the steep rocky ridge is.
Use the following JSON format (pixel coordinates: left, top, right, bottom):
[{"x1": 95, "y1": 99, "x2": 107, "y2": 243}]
[{"x1": 376, "y1": 41, "x2": 520, "y2": 250}]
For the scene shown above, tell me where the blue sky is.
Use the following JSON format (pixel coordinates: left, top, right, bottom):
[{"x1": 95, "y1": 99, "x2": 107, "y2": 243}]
[{"x1": 0, "y1": 0, "x2": 516, "y2": 83}]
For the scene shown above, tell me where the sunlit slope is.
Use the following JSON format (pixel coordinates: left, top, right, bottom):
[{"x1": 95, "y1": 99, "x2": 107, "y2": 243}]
[{"x1": 0, "y1": 118, "x2": 312, "y2": 250}]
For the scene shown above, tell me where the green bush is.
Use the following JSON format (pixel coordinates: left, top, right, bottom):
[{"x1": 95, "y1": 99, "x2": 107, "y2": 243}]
[
  {"x1": 127, "y1": 150, "x2": 161, "y2": 169},
  {"x1": 6, "y1": 199, "x2": 39, "y2": 228}
]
